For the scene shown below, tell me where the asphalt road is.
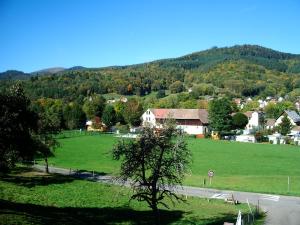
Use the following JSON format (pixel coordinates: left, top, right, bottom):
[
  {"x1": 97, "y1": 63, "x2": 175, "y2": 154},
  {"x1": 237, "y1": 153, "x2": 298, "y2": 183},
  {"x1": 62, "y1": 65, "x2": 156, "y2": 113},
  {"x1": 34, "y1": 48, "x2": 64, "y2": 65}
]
[{"x1": 33, "y1": 165, "x2": 300, "y2": 225}]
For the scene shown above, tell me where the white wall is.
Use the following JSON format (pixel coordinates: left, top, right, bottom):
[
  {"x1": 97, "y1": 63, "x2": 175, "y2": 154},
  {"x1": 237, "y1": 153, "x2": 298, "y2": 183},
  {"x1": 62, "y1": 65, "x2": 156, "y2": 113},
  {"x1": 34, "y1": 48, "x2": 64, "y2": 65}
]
[
  {"x1": 275, "y1": 115, "x2": 296, "y2": 126},
  {"x1": 246, "y1": 112, "x2": 260, "y2": 130},
  {"x1": 177, "y1": 125, "x2": 207, "y2": 135},
  {"x1": 141, "y1": 109, "x2": 156, "y2": 127},
  {"x1": 236, "y1": 135, "x2": 256, "y2": 143}
]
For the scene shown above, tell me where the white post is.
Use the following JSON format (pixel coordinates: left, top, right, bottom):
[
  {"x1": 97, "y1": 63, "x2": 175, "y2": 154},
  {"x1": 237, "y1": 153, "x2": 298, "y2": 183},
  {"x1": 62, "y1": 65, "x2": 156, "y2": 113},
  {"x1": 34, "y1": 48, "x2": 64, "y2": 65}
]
[{"x1": 288, "y1": 176, "x2": 290, "y2": 192}]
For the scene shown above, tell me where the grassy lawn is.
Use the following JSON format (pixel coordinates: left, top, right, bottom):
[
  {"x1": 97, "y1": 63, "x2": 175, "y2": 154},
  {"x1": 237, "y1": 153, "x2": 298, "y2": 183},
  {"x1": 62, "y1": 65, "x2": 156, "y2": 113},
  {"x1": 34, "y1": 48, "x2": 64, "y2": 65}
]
[
  {"x1": 45, "y1": 133, "x2": 300, "y2": 196},
  {"x1": 0, "y1": 167, "x2": 258, "y2": 225}
]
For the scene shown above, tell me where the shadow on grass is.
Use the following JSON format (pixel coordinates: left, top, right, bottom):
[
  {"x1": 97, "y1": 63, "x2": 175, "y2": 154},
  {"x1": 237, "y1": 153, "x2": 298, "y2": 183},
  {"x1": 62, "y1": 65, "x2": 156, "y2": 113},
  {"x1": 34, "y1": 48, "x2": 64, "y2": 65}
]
[
  {"x1": 0, "y1": 200, "x2": 184, "y2": 225},
  {"x1": 0, "y1": 168, "x2": 75, "y2": 188},
  {"x1": 174, "y1": 213, "x2": 238, "y2": 225}
]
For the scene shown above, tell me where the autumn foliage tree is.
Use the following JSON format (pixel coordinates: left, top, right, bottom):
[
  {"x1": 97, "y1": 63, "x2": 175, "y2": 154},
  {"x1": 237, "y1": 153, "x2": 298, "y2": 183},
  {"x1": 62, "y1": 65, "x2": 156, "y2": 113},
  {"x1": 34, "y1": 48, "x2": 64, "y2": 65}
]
[{"x1": 123, "y1": 98, "x2": 143, "y2": 126}]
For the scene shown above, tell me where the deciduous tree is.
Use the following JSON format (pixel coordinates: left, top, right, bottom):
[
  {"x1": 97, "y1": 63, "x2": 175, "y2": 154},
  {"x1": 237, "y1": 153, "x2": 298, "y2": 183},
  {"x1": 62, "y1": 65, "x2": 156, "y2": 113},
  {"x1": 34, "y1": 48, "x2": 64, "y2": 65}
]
[
  {"x1": 102, "y1": 105, "x2": 116, "y2": 128},
  {"x1": 112, "y1": 122, "x2": 191, "y2": 223},
  {"x1": 123, "y1": 98, "x2": 143, "y2": 126},
  {"x1": 232, "y1": 112, "x2": 248, "y2": 129},
  {"x1": 0, "y1": 84, "x2": 38, "y2": 172}
]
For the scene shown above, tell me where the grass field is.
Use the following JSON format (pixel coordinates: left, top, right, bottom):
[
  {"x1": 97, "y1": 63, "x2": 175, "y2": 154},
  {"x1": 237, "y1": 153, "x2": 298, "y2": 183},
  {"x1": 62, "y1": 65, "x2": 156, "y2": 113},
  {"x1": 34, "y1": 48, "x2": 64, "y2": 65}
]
[
  {"x1": 45, "y1": 132, "x2": 300, "y2": 196},
  {"x1": 0, "y1": 167, "x2": 259, "y2": 225}
]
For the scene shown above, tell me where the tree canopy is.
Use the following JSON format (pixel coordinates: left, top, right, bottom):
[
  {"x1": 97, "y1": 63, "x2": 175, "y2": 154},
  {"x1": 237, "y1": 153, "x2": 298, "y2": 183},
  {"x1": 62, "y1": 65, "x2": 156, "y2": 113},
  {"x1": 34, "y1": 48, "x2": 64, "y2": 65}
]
[
  {"x1": 112, "y1": 122, "x2": 191, "y2": 219},
  {"x1": 0, "y1": 84, "x2": 38, "y2": 172},
  {"x1": 232, "y1": 112, "x2": 248, "y2": 129},
  {"x1": 208, "y1": 98, "x2": 234, "y2": 136},
  {"x1": 277, "y1": 114, "x2": 293, "y2": 136}
]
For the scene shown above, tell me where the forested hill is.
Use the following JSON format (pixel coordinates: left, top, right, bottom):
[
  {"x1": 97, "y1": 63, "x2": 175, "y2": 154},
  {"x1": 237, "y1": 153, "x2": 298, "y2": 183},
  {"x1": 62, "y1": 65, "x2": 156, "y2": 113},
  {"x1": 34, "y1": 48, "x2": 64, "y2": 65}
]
[{"x1": 1, "y1": 44, "x2": 300, "y2": 101}]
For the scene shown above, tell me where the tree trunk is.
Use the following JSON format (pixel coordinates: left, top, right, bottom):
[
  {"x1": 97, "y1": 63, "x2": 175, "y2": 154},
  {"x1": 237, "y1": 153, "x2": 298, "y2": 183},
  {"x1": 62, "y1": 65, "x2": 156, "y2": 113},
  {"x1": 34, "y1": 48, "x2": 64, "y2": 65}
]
[
  {"x1": 152, "y1": 203, "x2": 159, "y2": 225},
  {"x1": 151, "y1": 188, "x2": 159, "y2": 225},
  {"x1": 45, "y1": 157, "x2": 49, "y2": 173}
]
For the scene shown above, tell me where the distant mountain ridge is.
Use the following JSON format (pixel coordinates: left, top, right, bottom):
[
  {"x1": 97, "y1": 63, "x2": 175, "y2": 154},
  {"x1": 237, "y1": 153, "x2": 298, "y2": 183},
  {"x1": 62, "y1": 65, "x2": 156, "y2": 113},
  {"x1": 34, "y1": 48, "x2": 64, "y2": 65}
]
[
  {"x1": 32, "y1": 67, "x2": 66, "y2": 75},
  {"x1": 1, "y1": 45, "x2": 300, "y2": 78},
  {"x1": 1, "y1": 44, "x2": 300, "y2": 100}
]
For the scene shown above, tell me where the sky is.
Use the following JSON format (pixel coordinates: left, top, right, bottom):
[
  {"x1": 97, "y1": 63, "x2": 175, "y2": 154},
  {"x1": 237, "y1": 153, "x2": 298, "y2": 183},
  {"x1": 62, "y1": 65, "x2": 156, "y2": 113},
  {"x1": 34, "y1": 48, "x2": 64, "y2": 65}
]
[{"x1": 0, "y1": 0, "x2": 300, "y2": 73}]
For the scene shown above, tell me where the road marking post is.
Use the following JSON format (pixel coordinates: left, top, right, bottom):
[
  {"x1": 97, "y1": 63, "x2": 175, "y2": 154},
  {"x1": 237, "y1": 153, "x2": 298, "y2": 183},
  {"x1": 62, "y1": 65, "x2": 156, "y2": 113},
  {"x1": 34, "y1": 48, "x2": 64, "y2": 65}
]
[
  {"x1": 288, "y1": 176, "x2": 290, "y2": 192},
  {"x1": 208, "y1": 170, "x2": 214, "y2": 186}
]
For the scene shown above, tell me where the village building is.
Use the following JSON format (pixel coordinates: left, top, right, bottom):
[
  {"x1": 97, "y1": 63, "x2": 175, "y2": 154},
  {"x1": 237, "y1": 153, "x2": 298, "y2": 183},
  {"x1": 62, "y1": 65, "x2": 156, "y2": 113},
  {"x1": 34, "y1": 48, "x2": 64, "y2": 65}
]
[
  {"x1": 289, "y1": 126, "x2": 300, "y2": 136},
  {"x1": 295, "y1": 102, "x2": 300, "y2": 111},
  {"x1": 274, "y1": 110, "x2": 300, "y2": 127},
  {"x1": 107, "y1": 96, "x2": 128, "y2": 104},
  {"x1": 266, "y1": 118, "x2": 276, "y2": 130},
  {"x1": 241, "y1": 111, "x2": 263, "y2": 134},
  {"x1": 141, "y1": 108, "x2": 209, "y2": 135},
  {"x1": 86, "y1": 117, "x2": 106, "y2": 131}
]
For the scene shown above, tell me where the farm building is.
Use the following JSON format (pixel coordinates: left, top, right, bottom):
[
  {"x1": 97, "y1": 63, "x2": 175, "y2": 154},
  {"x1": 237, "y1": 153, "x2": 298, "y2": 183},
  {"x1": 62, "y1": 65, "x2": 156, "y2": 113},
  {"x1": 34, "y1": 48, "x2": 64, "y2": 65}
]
[
  {"x1": 86, "y1": 117, "x2": 106, "y2": 131},
  {"x1": 141, "y1": 108, "x2": 209, "y2": 135}
]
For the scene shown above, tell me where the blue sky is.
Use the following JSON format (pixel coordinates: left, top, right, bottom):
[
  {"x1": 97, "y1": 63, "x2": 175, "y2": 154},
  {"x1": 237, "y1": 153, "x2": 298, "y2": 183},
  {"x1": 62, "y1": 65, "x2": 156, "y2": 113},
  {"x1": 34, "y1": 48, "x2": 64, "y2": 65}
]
[{"x1": 0, "y1": 0, "x2": 299, "y2": 72}]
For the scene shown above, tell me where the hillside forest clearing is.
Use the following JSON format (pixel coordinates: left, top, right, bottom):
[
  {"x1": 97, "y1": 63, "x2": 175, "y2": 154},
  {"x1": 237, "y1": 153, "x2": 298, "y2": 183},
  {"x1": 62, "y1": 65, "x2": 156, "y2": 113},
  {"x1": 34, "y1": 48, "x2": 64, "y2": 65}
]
[
  {"x1": 44, "y1": 132, "x2": 300, "y2": 196},
  {"x1": 0, "y1": 167, "x2": 262, "y2": 225}
]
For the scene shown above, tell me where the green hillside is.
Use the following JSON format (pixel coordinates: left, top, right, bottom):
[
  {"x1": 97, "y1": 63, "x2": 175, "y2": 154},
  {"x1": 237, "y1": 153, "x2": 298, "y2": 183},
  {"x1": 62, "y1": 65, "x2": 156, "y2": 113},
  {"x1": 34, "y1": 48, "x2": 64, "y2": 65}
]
[{"x1": 1, "y1": 45, "x2": 300, "y2": 101}]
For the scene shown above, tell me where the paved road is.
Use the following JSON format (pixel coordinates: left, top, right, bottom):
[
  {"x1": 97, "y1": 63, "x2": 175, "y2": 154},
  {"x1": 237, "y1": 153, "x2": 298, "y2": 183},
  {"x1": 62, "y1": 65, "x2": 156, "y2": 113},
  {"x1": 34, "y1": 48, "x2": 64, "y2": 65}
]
[{"x1": 33, "y1": 165, "x2": 300, "y2": 225}]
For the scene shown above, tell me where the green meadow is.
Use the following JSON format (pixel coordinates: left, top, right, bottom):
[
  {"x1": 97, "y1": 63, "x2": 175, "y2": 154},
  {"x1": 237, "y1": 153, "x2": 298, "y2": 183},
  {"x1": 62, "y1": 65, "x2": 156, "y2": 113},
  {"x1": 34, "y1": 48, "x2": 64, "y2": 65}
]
[
  {"x1": 0, "y1": 167, "x2": 258, "y2": 225},
  {"x1": 46, "y1": 132, "x2": 300, "y2": 196}
]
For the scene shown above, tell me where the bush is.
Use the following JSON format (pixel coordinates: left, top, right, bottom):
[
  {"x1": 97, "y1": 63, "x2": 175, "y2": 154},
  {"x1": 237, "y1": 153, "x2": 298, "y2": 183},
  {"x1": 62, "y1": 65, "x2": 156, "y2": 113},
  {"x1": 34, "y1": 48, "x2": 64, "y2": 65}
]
[
  {"x1": 255, "y1": 131, "x2": 268, "y2": 143},
  {"x1": 116, "y1": 123, "x2": 129, "y2": 134}
]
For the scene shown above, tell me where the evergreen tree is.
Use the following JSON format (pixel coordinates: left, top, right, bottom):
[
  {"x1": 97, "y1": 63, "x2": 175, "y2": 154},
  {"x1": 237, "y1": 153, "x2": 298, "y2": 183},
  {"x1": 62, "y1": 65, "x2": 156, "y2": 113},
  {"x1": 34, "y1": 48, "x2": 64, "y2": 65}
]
[
  {"x1": 277, "y1": 114, "x2": 293, "y2": 136},
  {"x1": 208, "y1": 98, "x2": 233, "y2": 136}
]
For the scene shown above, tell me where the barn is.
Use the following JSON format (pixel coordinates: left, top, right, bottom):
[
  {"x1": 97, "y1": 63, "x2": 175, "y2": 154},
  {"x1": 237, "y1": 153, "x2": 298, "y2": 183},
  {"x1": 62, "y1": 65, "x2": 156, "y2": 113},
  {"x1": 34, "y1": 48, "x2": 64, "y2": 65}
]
[{"x1": 141, "y1": 108, "x2": 209, "y2": 135}]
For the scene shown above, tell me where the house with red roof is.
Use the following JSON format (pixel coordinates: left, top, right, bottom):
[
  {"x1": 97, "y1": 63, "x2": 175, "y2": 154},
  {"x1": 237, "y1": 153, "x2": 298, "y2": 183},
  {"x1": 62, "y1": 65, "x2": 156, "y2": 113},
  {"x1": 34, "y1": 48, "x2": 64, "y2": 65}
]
[{"x1": 141, "y1": 108, "x2": 209, "y2": 135}]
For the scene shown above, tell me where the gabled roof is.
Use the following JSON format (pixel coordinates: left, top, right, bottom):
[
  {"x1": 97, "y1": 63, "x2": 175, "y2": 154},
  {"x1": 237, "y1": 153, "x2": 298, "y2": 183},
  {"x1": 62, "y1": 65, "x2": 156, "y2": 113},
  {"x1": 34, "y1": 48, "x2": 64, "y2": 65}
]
[
  {"x1": 284, "y1": 110, "x2": 300, "y2": 123},
  {"x1": 149, "y1": 108, "x2": 208, "y2": 124},
  {"x1": 243, "y1": 111, "x2": 254, "y2": 118}
]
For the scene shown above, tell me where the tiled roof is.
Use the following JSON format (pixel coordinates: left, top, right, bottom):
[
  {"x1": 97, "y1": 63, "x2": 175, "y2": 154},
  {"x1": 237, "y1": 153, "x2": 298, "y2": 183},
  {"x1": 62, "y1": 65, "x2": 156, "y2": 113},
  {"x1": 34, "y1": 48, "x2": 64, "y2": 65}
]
[
  {"x1": 284, "y1": 110, "x2": 300, "y2": 123},
  {"x1": 243, "y1": 111, "x2": 254, "y2": 118},
  {"x1": 150, "y1": 109, "x2": 208, "y2": 124},
  {"x1": 266, "y1": 119, "x2": 276, "y2": 126}
]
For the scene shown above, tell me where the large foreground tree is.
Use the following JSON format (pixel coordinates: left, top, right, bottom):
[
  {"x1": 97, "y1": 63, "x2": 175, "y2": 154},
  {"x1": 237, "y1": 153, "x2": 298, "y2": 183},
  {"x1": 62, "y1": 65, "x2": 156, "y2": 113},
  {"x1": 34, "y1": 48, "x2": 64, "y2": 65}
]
[
  {"x1": 112, "y1": 122, "x2": 191, "y2": 222},
  {"x1": 0, "y1": 84, "x2": 38, "y2": 172},
  {"x1": 32, "y1": 100, "x2": 62, "y2": 173}
]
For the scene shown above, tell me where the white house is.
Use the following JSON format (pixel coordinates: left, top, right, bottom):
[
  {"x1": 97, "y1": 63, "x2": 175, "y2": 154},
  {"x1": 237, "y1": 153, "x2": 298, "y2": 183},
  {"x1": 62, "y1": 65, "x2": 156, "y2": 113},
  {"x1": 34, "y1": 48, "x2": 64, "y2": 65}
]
[
  {"x1": 288, "y1": 126, "x2": 300, "y2": 136},
  {"x1": 141, "y1": 108, "x2": 209, "y2": 135},
  {"x1": 275, "y1": 110, "x2": 300, "y2": 127},
  {"x1": 243, "y1": 111, "x2": 263, "y2": 132},
  {"x1": 258, "y1": 99, "x2": 268, "y2": 109}
]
